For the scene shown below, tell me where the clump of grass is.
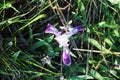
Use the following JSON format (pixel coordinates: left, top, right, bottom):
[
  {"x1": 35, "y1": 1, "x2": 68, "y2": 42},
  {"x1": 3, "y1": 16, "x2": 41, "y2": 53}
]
[{"x1": 0, "y1": 0, "x2": 120, "y2": 80}]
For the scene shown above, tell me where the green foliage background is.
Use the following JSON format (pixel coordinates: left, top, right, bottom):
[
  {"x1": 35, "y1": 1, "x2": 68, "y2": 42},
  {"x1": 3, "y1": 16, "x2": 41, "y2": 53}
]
[{"x1": 0, "y1": 0, "x2": 120, "y2": 80}]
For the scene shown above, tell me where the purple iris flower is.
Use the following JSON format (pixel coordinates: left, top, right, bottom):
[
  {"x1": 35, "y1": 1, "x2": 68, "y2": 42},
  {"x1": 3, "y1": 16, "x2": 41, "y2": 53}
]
[{"x1": 45, "y1": 23, "x2": 85, "y2": 66}]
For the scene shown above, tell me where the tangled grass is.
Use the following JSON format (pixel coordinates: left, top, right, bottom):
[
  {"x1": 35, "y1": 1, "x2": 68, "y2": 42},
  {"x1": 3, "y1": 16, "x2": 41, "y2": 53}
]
[{"x1": 0, "y1": 0, "x2": 120, "y2": 80}]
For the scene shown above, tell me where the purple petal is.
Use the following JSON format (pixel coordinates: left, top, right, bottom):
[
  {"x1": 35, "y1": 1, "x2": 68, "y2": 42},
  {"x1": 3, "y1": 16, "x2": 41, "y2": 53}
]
[
  {"x1": 45, "y1": 23, "x2": 61, "y2": 36},
  {"x1": 74, "y1": 25, "x2": 85, "y2": 31},
  {"x1": 62, "y1": 46, "x2": 71, "y2": 66},
  {"x1": 69, "y1": 25, "x2": 85, "y2": 36}
]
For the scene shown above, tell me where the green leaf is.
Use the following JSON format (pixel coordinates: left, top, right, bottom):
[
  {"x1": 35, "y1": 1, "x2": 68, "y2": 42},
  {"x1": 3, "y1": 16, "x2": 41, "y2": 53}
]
[
  {"x1": 0, "y1": 2, "x2": 19, "y2": 12},
  {"x1": 14, "y1": 14, "x2": 46, "y2": 34},
  {"x1": 88, "y1": 38, "x2": 107, "y2": 51},
  {"x1": 69, "y1": 75, "x2": 94, "y2": 80},
  {"x1": 107, "y1": 0, "x2": 120, "y2": 5},
  {"x1": 2, "y1": 2, "x2": 12, "y2": 9},
  {"x1": 25, "y1": 60, "x2": 60, "y2": 76},
  {"x1": 12, "y1": 51, "x2": 21, "y2": 63},
  {"x1": 99, "y1": 64, "x2": 109, "y2": 72},
  {"x1": 37, "y1": 38, "x2": 54, "y2": 57},
  {"x1": 29, "y1": 38, "x2": 54, "y2": 57},
  {"x1": 0, "y1": 12, "x2": 29, "y2": 30},
  {"x1": 98, "y1": 21, "x2": 117, "y2": 28},
  {"x1": 0, "y1": 70, "x2": 12, "y2": 75},
  {"x1": 77, "y1": 0, "x2": 86, "y2": 23},
  {"x1": 29, "y1": 26, "x2": 33, "y2": 45},
  {"x1": 7, "y1": 41, "x2": 13, "y2": 48},
  {"x1": 89, "y1": 69, "x2": 104, "y2": 80},
  {"x1": 103, "y1": 77, "x2": 115, "y2": 80},
  {"x1": 28, "y1": 73, "x2": 45, "y2": 80},
  {"x1": 45, "y1": 35, "x2": 54, "y2": 43},
  {"x1": 28, "y1": 40, "x2": 45, "y2": 51},
  {"x1": 0, "y1": 34, "x2": 3, "y2": 47},
  {"x1": 70, "y1": 51, "x2": 77, "y2": 58},
  {"x1": 64, "y1": 65, "x2": 85, "y2": 77},
  {"x1": 109, "y1": 70, "x2": 119, "y2": 79},
  {"x1": 104, "y1": 38, "x2": 113, "y2": 47},
  {"x1": 113, "y1": 29, "x2": 119, "y2": 37}
]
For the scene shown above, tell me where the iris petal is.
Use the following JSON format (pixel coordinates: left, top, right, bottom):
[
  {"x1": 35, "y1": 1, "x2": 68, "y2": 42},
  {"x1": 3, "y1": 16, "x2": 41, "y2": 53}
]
[
  {"x1": 70, "y1": 25, "x2": 85, "y2": 36},
  {"x1": 45, "y1": 23, "x2": 61, "y2": 36},
  {"x1": 62, "y1": 46, "x2": 71, "y2": 66},
  {"x1": 74, "y1": 25, "x2": 85, "y2": 31}
]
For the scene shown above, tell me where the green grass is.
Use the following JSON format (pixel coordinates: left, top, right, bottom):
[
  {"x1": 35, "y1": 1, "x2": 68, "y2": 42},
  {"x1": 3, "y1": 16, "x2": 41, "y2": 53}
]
[{"x1": 0, "y1": 0, "x2": 120, "y2": 80}]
